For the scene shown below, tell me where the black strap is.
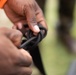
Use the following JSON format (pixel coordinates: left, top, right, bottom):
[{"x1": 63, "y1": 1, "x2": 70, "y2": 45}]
[{"x1": 20, "y1": 24, "x2": 47, "y2": 50}]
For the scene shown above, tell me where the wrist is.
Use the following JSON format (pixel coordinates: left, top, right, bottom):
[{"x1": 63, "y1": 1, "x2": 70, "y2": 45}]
[{"x1": 0, "y1": 0, "x2": 7, "y2": 9}]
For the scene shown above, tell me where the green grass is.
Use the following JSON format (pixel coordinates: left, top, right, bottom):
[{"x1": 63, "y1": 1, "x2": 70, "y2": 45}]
[{"x1": 40, "y1": 0, "x2": 76, "y2": 75}]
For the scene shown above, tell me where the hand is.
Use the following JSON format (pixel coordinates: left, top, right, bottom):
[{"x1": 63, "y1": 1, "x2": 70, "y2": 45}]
[
  {"x1": 3, "y1": 0, "x2": 48, "y2": 35},
  {"x1": 0, "y1": 29, "x2": 32, "y2": 75},
  {"x1": 0, "y1": 27, "x2": 22, "y2": 47}
]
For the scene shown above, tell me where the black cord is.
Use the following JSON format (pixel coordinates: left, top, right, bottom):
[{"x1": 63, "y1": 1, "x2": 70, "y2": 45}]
[{"x1": 20, "y1": 24, "x2": 47, "y2": 50}]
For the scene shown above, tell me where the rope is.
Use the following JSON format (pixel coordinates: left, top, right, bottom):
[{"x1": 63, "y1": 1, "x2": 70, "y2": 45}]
[{"x1": 20, "y1": 24, "x2": 47, "y2": 50}]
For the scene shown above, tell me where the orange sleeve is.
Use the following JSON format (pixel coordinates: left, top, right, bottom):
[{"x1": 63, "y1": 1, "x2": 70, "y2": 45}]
[{"x1": 0, "y1": 0, "x2": 7, "y2": 8}]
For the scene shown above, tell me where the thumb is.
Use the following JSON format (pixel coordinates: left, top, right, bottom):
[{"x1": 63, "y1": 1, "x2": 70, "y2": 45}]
[
  {"x1": 24, "y1": 6, "x2": 40, "y2": 34},
  {"x1": 19, "y1": 49, "x2": 32, "y2": 66}
]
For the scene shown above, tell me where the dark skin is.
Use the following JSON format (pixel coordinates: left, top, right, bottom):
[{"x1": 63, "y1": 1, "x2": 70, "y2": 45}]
[
  {"x1": 3, "y1": 0, "x2": 48, "y2": 35},
  {"x1": 0, "y1": 27, "x2": 32, "y2": 75},
  {"x1": 0, "y1": 0, "x2": 47, "y2": 75}
]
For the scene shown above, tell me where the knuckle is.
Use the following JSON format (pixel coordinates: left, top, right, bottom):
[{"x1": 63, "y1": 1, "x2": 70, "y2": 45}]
[
  {"x1": 25, "y1": 53, "x2": 32, "y2": 66},
  {"x1": 30, "y1": 17, "x2": 36, "y2": 23},
  {"x1": 10, "y1": 30, "x2": 22, "y2": 41},
  {"x1": 24, "y1": 53, "x2": 32, "y2": 66},
  {"x1": 12, "y1": 30, "x2": 22, "y2": 47},
  {"x1": 15, "y1": 30, "x2": 23, "y2": 37},
  {"x1": 14, "y1": 51, "x2": 32, "y2": 67},
  {"x1": 24, "y1": 4, "x2": 30, "y2": 10},
  {"x1": 21, "y1": 50, "x2": 32, "y2": 66},
  {"x1": 12, "y1": 30, "x2": 23, "y2": 41}
]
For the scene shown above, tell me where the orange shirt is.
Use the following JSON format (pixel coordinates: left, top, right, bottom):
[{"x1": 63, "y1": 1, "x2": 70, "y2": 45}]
[{"x1": 0, "y1": 0, "x2": 7, "y2": 8}]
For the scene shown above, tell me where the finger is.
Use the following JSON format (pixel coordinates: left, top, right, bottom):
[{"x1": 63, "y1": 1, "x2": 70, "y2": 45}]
[
  {"x1": 12, "y1": 25, "x2": 17, "y2": 29},
  {"x1": 14, "y1": 22, "x2": 23, "y2": 29},
  {"x1": 0, "y1": 27, "x2": 22, "y2": 47},
  {"x1": 16, "y1": 49, "x2": 32, "y2": 67},
  {"x1": 24, "y1": 5, "x2": 40, "y2": 34},
  {"x1": 0, "y1": 34, "x2": 32, "y2": 70},
  {"x1": 0, "y1": 34, "x2": 32, "y2": 67},
  {"x1": 4, "y1": 4, "x2": 26, "y2": 29},
  {"x1": 8, "y1": 29, "x2": 23, "y2": 47},
  {"x1": 35, "y1": 2, "x2": 48, "y2": 30},
  {"x1": 13, "y1": 67, "x2": 32, "y2": 75},
  {"x1": 19, "y1": 67, "x2": 32, "y2": 75}
]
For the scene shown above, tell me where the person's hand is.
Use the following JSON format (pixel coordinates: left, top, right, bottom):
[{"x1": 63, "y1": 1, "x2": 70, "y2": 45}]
[
  {"x1": 0, "y1": 28, "x2": 32, "y2": 75},
  {"x1": 0, "y1": 27, "x2": 22, "y2": 47},
  {"x1": 3, "y1": 0, "x2": 48, "y2": 35}
]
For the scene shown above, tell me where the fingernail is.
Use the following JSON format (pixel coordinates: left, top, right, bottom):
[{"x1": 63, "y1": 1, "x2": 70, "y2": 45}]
[
  {"x1": 17, "y1": 23, "x2": 22, "y2": 29},
  {"x1": 34, "y1": 25, "x2": 40, "y2": 32}
]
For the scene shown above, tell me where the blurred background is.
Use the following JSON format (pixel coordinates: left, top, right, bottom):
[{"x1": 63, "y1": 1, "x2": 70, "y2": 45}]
[{"x1": 0, "y1": 0, "x2": 76, "y2": 75}]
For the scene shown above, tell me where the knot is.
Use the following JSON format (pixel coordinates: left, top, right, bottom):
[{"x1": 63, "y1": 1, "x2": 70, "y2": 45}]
[{"x1": 20, "y1": 24, "x2": 47, "y2": 50}]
